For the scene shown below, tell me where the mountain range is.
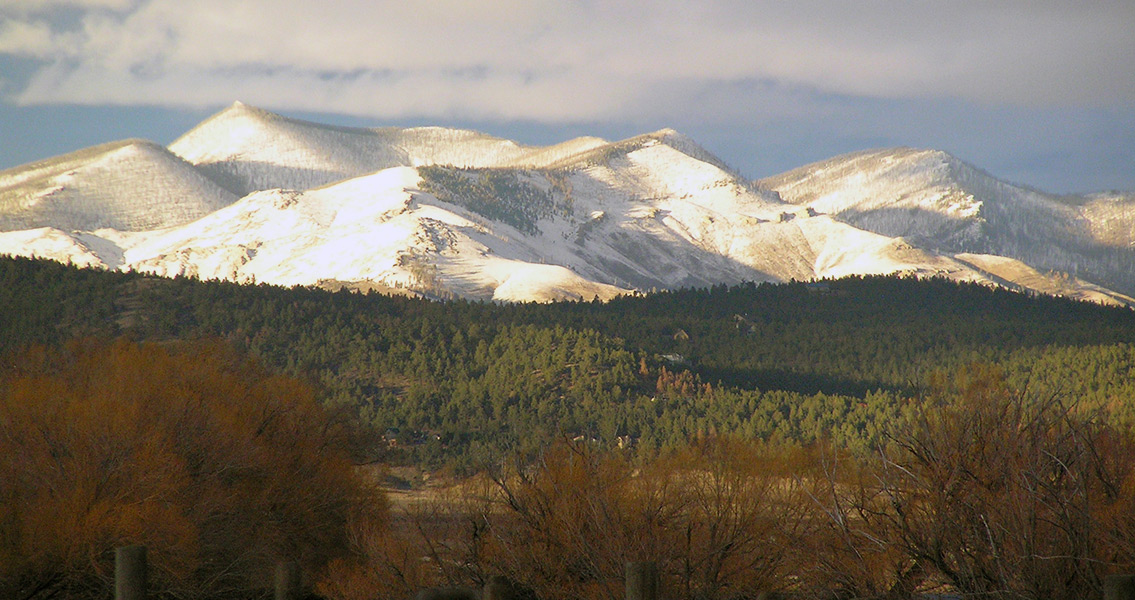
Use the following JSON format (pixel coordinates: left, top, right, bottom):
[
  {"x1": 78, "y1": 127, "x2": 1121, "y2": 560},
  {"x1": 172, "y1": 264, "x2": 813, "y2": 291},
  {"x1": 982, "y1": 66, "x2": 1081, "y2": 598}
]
[{"x1": 2, "y1": 101, "x2": 1133, "y2": 304}]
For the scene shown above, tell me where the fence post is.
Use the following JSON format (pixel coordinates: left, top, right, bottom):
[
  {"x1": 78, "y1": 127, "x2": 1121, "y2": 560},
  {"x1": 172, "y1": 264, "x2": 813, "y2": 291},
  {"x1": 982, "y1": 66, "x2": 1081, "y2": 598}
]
[
  {"x1": 626, "y1": 561, "x2": 658, "y2": 600},
  {"x1": 484, "y1": 575, "x2": 515, "y2": 600},
  {"x1": 275, "y1": 560, "x2": 302, "y2": 600},
  {"x1": 1106, "y1": 575, "x2": 1135, "y2": 600},
  {"x1": 115, "y1": 545, "x2": 147, "y2": 600}
]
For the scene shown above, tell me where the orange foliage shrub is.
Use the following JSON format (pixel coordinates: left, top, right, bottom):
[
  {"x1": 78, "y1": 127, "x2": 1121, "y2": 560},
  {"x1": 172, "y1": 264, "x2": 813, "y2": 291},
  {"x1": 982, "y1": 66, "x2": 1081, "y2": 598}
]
[{"x1": 0, "y1": 338, "x2": 385, "y2": 600}]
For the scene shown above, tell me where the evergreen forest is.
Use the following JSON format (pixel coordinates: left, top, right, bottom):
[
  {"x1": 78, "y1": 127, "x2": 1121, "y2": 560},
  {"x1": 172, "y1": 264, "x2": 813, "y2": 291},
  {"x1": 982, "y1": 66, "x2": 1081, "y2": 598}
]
[{"x1": 4, "y1": 255, "x2": 1135, "y2": 469}]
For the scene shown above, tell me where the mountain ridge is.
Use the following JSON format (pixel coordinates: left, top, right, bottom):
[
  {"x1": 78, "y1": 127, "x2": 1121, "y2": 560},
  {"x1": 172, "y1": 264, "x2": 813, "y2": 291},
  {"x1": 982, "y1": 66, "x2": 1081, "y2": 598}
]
[{"x1": 1, "y1": 102, "x2": 1132, "y2": 305}]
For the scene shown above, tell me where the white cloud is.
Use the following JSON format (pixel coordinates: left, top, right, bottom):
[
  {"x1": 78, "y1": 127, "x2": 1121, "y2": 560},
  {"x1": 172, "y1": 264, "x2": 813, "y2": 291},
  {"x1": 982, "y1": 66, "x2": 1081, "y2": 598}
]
[
  {"x1": 2, "y1": 0, "x2": 1134, "y2": 121},
  {"x1": 0, "y1": 19, "x2": 65, "y2": 57}
]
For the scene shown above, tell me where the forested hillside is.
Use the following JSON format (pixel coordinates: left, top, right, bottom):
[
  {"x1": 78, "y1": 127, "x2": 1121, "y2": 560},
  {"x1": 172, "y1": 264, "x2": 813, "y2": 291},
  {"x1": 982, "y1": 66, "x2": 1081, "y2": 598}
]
[{"x1": 3, "y1": 256, "x2": 1135, "y2": 468}]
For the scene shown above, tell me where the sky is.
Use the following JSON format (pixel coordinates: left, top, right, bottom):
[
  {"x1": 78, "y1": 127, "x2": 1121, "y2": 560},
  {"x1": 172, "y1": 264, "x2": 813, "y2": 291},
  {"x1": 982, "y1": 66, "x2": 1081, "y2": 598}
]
[{"x1": 1, "y1": 0, "x2": 1133, "y2": 194}]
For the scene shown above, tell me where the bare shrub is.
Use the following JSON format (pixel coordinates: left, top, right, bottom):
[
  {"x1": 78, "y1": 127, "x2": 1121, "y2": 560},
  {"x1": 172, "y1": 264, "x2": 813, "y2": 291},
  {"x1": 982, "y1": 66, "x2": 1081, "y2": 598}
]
[
  {"x1": 463, "y1": 439, "x2": 813, "y2": 600},
  {"x1": 871, "y1": 364, "x2": 1135, "y2": 599}
]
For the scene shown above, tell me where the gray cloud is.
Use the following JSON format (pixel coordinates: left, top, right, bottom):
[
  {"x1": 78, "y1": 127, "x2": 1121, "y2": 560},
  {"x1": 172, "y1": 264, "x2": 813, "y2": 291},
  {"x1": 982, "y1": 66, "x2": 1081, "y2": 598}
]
[
  {"x1": 1, "y1": 0, "x2": 1133, "y2": 121},
  {"x1": 1, "y1": 0, "x2": 1132, "y2": 194}
]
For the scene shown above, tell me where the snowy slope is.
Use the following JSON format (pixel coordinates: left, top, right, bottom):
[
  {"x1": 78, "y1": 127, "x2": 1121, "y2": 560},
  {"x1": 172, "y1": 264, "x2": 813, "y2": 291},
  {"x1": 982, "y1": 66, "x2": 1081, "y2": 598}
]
[
  {"x1": 1, "y1": 103, "x2": 1132, "y2": 304},
  {"x1": 1080, "y1": 192, "x2": 1135, "y2": 248},
  {"x1": 118, "y1": 166, "x2": 627, "y2": 301},
  {"x1": 760, "y1": 148, "x2": 1135, "y2": 298},
  {"x1": 759, "y1": 148, "x2": 994, "y2": 246},
  {"x1": 0, "y1": 139, "x2": 237, "y2": 232}
]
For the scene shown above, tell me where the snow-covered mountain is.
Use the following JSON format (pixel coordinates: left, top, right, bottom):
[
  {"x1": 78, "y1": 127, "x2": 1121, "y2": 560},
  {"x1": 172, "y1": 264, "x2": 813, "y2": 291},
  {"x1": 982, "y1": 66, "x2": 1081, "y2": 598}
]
[
  {"x1": 759, "y1": 148, "x2": 1135, "y2": 300},
  {"x1": 1, "y1": 102, "x2": 1132, "y2": 305}
]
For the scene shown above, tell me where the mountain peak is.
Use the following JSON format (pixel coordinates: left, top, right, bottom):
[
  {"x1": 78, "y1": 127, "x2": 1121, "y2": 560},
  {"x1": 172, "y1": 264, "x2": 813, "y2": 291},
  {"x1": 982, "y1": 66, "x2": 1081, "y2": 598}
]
[
  {"x1": 219, "y1": 100, "x2": 274, "y2": 118},
  {"x1": 646, "y1": 127, "x2": 681, "y2": 138},
  {"x1": 201, "y1": 100, "x2": 276, "y2": 126},
  {"x1": 642, "y1": 128, "x2": 738, "y2": 175}
]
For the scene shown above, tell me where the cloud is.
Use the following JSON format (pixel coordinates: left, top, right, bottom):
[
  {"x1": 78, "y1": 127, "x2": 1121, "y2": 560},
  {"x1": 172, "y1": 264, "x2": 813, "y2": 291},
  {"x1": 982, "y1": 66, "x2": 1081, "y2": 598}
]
[
  {"x1": 0, "y1": 0, "x2": 139, "y2": 11},
  {"x1": 1, "y1": 0, "x2": 1134, "y2": 122},
  {"x1": 0, "y1": 19, "x2": 66, "y2": 57}
]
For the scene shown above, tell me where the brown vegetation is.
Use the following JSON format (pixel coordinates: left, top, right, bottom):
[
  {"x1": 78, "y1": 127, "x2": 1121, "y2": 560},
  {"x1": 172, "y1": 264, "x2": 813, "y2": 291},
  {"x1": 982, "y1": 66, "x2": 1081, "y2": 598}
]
[
  {"x1": 869, "y1": 364, "x2": 1135, "y2": 599},
  {"x1": 5, "y1": 338, "x2": 1135, "y2": 600},
  {"x1": 327, "y1": 366, "x2": 1135, "y2": 600},
  {"x1": 0, "y1": 338, "x2": 384, "y2": 600}
]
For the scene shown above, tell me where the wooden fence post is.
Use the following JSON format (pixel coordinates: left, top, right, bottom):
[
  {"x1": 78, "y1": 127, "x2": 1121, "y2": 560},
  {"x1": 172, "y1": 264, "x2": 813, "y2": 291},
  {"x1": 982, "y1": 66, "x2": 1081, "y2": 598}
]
[
  {"x1": 484, "y1": 575, "x2": 516, "y2": 600},
  {"x1": 1105, "y1": 575, "x2": 1135, "y2": 600},
  {"x1": 115, "y1": 545, "x2": 147, "y2": 600},
  {"x1": 275, "y1": 560, "x2": 302, "y2": 600},
  {"x1": 626, "y1": 561, "x2": 658, "y2": 600}
]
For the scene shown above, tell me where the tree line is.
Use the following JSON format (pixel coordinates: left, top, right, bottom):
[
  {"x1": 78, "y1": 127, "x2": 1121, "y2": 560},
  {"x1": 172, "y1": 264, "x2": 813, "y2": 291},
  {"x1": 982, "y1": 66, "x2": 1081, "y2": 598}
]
[{"x1": 4, "y1": 256, "x2": 1135, "y2": 467}]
